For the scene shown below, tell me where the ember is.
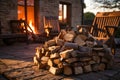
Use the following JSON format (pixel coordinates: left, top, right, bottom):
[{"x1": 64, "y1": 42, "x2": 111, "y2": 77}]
[{"x1": 33, "y1": 27, "x2": 113, "y2": 75}]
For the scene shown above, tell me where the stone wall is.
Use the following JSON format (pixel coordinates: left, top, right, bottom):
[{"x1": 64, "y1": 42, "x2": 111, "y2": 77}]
[
  {"x1": 0, "y1": 0, "x2": 82, "y2": 34},
  {"x1": 0, "y1": 0, "x2": 17, "y2": 34},
  {"x1": 39, "y1": 0, "x2": 82, "y2": 33}
]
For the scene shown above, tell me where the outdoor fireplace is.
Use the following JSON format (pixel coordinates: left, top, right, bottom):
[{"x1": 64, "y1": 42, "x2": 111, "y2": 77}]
[
  {"x1": 33, "y1": 27, "x2": 113, "y2": 75},
  {"x1": 18, "y1": 0, "x2": 37, "y2": 34}
]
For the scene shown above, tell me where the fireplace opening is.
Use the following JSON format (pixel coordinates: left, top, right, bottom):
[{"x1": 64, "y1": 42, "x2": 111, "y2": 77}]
[{"x1": 18, "y1": 0, "x2": 36, "y2": 34}]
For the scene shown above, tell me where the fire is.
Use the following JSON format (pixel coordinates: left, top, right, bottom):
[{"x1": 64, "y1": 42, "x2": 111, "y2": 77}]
[
  {"x1": 45, "y1": 28, "x2": 50, "y2": 37},
  {"x1": 28, "y1": 20, "x2": 36, "y2": 34},
  {"x1": 44, "y1": 21, "x2": 52, "y2": 37}
]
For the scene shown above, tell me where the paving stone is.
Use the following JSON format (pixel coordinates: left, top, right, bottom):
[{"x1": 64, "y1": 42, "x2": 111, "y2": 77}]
[
  {"x1": 77, "y1": 72, "x2": 109, "y2": 80},
  {"x1": 99, "y1": 70, "x2": 120, "y2": 77},
  {"x1": 0, "y1": 75, "x2": 7, "y2": 80},
  {"x1": 62, "y1": 77, "x2": 81, "y2": 80}
]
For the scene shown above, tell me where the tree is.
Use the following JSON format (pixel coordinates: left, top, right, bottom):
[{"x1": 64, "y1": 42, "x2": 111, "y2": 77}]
[
  {"x1": 83, "y1": 12, "x2": 95, "y2": 25},
  {"x1": 94, "y1": 0, "x2": 120, "y2": 9}
]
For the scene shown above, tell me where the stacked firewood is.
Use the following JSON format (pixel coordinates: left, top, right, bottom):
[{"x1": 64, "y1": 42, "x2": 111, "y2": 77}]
[{"x1": 33, "y1": 29, "x2": 113, "y2": 75}]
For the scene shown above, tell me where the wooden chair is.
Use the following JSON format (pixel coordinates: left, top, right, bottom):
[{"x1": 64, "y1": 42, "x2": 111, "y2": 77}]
[{"x1": 81, "y1": 11, "x2": 120, "y2": 54}]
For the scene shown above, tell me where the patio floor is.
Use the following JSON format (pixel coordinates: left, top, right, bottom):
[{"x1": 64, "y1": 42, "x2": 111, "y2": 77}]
[{"x1": 0, "y1": 43, "x2": 120, "y2": 80}]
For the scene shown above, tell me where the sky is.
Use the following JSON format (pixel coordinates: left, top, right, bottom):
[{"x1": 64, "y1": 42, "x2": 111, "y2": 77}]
[{"x1": 84, "y1": 0, "x2": 120, "y2": 14}]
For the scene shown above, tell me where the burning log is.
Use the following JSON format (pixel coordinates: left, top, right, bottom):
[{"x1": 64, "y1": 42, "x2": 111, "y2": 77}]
[{"x1": 33, "y1": 28, "x2": 114, "y2": 75}]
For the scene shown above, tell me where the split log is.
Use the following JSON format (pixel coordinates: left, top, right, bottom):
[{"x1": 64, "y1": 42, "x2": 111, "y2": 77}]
[
  {"x1": 48, "y1": 46, "x2": 61, "y2": 53},
  {"x1": 60, "y1": 49, "x2": 73, "y2": 59},
  {"x1": 53, "y1": 58, "x2": 61, "y2": 65},
  {"x1": 44, "y1": 39, "x2": 56, "y2": 48},
  {"x1": 98, "y1": 52, "x2": 105, "y2": 57},
  {"x1": 49, "y1": 67, "x2": 63, "y2": 75},
  {"x1": 79, "y1": 57, "x2": 92, "y2": 62},
  {"x1": 41, "y1": 56, "x2": 49, "y2": 62},
  {"x1": 35, "y1": 47, "x2": 43, "y2": 59},
  {"x1": 38, "y1": 62, "x2": 47, "y2": 69},
  {"x1": 92, "y1": 63, "x2": 106, "y2": 71},
  {"x1": 65, "y1": 58, "x2": 78, "y2": 64},
  {"x1": 101, "y1": 57, "x2": 109, "y2": 63},
  {"x1": 63, "y1": 31, "x2": 76, "y2": 42},
  {"x1": 58, "y1": 62, "x2": 64, "y2": 68},
  {"x1": 45, "y1": 51, "x2": 51, "y2": 57},
  {"x1": 50, "y1": 53, "x2": 60, "y2": 59},
  {"x1": 74, "y1": 35, "x2": 86, "y2": 46},
  {"x1": 92, "y1": 56, "x2": 100, "y2": 63},
  {"x1": 58, "y1": 29, "x2": 67, "y2": 39},
  {"x1": 74, "y1": 66, "x2": 83, "y2": 75},
  {"x1": 33, "y1": 56, "x2": 39, "y2": 65},
  {"x1": 83, "y1": 65, "x2": 92, "y2": 72},
  {"x1": 54, "y1": 37, "x2": 64, "y2": 46},
  {"x1": 98, "y1": 63, "x2": 106, "y2": 71},
  {"x1": 63, "y1": 66, "x2": 73, "y2": 75},
  {"x1": 48, "y1": 59, "x2": 54, "y2": 67},
  {"x1": 88, "y1": 60, "x2": 96, "y2": 65}
]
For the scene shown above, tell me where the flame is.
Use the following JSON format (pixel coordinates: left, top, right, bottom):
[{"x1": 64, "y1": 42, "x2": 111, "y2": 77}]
[
  {"x1": 28, "y1": 20, "x2": 36, "y2": 34},
  {"x1": 45, "y1": 28, "x2": 50, "y2": 37},
  {"x1": 44, "y1": 21, "x2": 52, "y2": 37}
]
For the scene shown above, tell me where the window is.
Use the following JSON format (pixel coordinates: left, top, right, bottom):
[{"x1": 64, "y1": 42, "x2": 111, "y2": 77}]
[{"x1": 59, "y1": 2, "x2": 71, "y2": 27}]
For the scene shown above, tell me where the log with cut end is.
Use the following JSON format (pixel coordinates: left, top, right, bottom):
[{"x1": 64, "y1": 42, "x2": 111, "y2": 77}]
[
  {"x1": 83, "y1": 65, "x2": 92, "y2": 72},
  {"x1": 35, "y1": 47, "x2": 43, "y2": 59},
  {"x1": 98, "y1": 63, "x2": 106, "y2": 71},
  {"x1": 50, "y1": 53, "x2": 60, "y2": 59},
  {"x1": 63, "y1": 31, "x2": 76, "y2": 42},
  {"x1": 74, "y1": 34, "x2": 86, "y2": 46},
  {"x1": 33, "y1": 56, "x2": 39, "y2": 65},
  {"x1": 74, "y1": 66, "x2": 83, "y2": 75},
  {"x1": 79, "y1": 57, "x2": 92, "y2": 62},
  {"x1": 48, "y1": 46, "x2": 61, "y2": 53},
  {"x1": 44, "y1": 39, "x2": 56, "y2": 48},
  {"x1": 58, "y1": 29, "x2": 67, "y2": 39},
  {"x1": 92, "y1": 56, "x2": 100, "y2": 63},
  {"x1": 65, "y1": 58, "x2": 78, "y2": 64},
  {"x1": 53, "y1": 58, "x2": 61, "y2": 65},
  {"x1": 38, "y1": 62, "x2": 47, "y2": 69},
  {"x1": 54, "y1": 37, "x2": 64, "y2": 46},
  {"x1": 92, "y1": 63, "x2": 106, "y2": 71},
  {"x1": 41, "y1": 56, "x2": 49, "y2": 62},
  {"x1": 63, "y1": 66, "x2": 73, "y2": 75},
  {"x1": 49, "y1": 67, "x2": 63, "y2": 75},
  {"x1": 60, "y1": 49, "x2": 73, "y2": 59},
  {"x1": 48, "y1": 59, "x2": 54, "y2": 67}
]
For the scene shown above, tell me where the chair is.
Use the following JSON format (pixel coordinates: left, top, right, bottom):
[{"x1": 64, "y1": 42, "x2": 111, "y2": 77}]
[{"x1": 81, "y1": 11, "x2": 120, "y2": 54}]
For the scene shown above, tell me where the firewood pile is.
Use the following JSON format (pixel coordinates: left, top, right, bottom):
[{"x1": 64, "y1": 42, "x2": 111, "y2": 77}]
[{"x1": 33, "y1": 28, "x2": 113, "y2": 75}]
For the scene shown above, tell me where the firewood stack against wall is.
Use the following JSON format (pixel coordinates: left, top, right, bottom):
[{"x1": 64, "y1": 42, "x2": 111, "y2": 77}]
[{"x1": 33, "y1": 27, "x2": 113, "y2": 75}]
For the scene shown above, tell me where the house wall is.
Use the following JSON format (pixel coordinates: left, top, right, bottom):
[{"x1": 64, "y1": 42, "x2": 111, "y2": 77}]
[
  {"x1": 0, "y1": 0, "x2": 17, "y2": 34},
  {"x1": 38, "y1": 0, "x2": 82, "y2": 34},
  {"x1": 0, "y1": 0, "x2": 82, "y2": 34}
]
